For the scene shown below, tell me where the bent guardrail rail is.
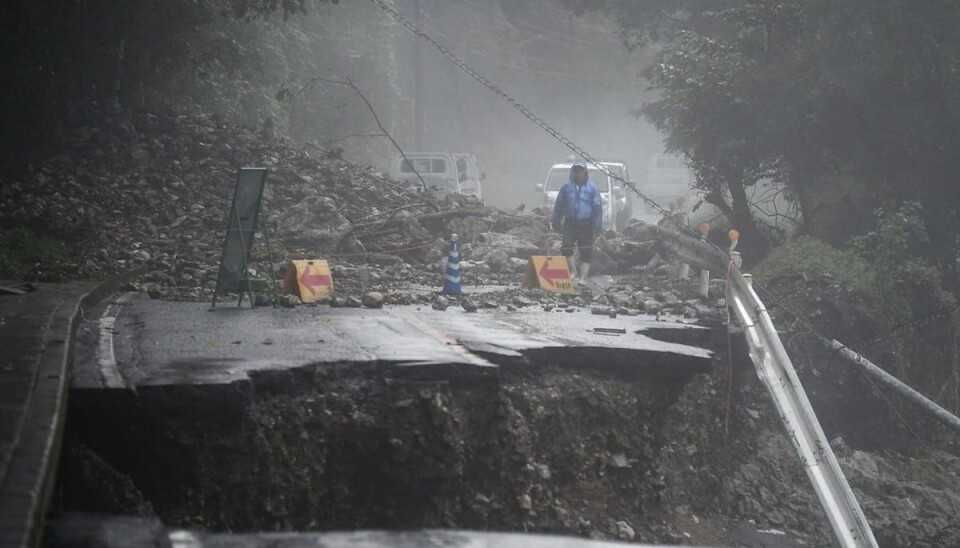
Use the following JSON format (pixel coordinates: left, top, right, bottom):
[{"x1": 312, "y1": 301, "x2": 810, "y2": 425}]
[{"x1": 658, "y1": 229, "x2": 878, "y2": 548}]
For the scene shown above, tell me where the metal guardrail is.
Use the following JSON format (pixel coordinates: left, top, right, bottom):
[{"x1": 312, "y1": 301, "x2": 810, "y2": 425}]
[
  {"x1": 823, "y1": 338, "x2": 960, "y2": 435},
  {"x1": 658, "y1": 229, "x2": 878, "y2": 548}
]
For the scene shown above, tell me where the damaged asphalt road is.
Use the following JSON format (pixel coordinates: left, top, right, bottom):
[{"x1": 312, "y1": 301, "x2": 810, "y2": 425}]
[
  {"x1": 72, "y1": 292, "x2": 713, "y2": 389},
  {"x1": 55, "y1": 289, "x2": 960, "y2": 547},
  {"x1": 56, "y1": 290, "x2": 758, "y2": 545}
]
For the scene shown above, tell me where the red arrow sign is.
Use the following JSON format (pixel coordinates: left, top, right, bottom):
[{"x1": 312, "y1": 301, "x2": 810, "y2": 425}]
[
  {"x1": 538, "y1": 260, "x2": 569, "y2": 286},
  {"x1": 299, "y1": 268, "x2": 332, "y2": 296}
]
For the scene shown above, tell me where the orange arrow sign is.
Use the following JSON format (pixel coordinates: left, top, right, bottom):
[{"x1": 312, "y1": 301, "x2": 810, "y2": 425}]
[
  {"x1": 284, "y1": 260, "x2": 334, "y2": 302},
  {"x1": 522, "y1": 256, "x2": 575, "y2": 294},
  {"x1": 539, "y1": 260, "x2": 569, "y2": 286},
  {"x1": 299, "y1": 268, "x2": 332, "y2": 296}
]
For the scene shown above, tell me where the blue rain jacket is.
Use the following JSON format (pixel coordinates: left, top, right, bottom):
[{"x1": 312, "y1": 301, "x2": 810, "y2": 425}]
[{"x1": 552, "y1": 179, "x2": 602, "y2": 231}]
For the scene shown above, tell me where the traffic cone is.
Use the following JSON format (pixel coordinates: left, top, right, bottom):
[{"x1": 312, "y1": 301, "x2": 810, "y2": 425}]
[{"x1": 442, "y1": 234, "x2": 462, "y2": 295}]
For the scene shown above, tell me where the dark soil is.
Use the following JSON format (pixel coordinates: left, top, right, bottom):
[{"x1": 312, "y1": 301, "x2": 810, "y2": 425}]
[
  {"x1": 54, "y1": 320, "x2": 960, "y2": 547},
  {"x1": 54, "y1": 347, "x2": 762, "y2": 545}
]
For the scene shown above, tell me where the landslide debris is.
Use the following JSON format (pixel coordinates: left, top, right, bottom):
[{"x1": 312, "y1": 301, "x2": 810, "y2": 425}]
[
  {"x1": 0, "y1": 104, "x2": 658, "y2": 307},
  {"x1": 16, "y1": 105, "x2": 960, "y2": 547},
  {"x1": 57, "y1": 356, "x2": 801, "y2": 545}
]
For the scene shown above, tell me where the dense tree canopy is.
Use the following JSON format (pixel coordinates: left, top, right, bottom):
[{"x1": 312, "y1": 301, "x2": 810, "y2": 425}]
[
  {"x1": 572, "y1": 0, "x2": 960, "y2": 283},
  {"x1": 558, "y1": 0, "x2": 740, "y2": 47},
  {"x1": 0, "y1": 0, "x2": 338, "y2": 170}
]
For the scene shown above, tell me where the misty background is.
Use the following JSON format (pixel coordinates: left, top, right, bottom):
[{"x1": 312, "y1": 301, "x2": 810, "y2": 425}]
[
  {"x1": 1, "y1": 0, "x2": 663, "y2": 210},
  {"x1": 285, "y1": 0, "x2": 663, "y2": 209},
  {"x1": 3, "y1": 0, "x2": 960, "y2": 499}
]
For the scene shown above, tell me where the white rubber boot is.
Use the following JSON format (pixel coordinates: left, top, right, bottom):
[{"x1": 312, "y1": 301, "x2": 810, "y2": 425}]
[
  {"x1": 567, "y1": 258, "x2": 578, "y2": 282},
  {"x1": 578, "y1": 262, "x2": 591, "y2": 284}
]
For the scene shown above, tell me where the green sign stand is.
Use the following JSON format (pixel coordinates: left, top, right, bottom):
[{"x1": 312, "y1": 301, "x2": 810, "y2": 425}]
[{"x1": 211, "y1": 168, "x2": 280, "y2": 308}]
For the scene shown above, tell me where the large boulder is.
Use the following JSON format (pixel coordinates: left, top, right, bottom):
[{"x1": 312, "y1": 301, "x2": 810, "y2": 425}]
[{"x1": 277, "y1": 195, "x2": 353, "y2": 251}]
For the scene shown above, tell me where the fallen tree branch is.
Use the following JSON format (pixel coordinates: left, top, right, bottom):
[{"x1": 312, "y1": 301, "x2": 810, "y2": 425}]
[
  {"x1": 280, "y1": 74, "x2": 439, "y2": 210},
  {"x1": 414, "y1": 208, "x2": 490, "y2": 224},
  {"x1": 340, "y1": 76, "x2": 431, "y2": 198}
]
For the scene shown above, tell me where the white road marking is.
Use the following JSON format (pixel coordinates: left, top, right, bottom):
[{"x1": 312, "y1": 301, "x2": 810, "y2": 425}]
[
  {"x1": 169, "y1": 530, "x2": 203, "y2": 548},
  {"x1": 398, "y1": 312, "x2": 496, "y2": 368},
  {"x1": 96, "y1": 293, "x2": 132, "y2": 389}
]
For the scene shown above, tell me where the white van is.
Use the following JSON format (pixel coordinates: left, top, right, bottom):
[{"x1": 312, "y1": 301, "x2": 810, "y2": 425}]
[
  {"x1": 389, "y1": 152, "x2": 484, "y2": 199},
  {"x1": 536, "y1": 162, "x2": 632, "y2": 230}
]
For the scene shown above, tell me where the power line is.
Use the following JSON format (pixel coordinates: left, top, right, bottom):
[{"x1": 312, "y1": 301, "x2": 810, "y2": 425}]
[
  {"x1": 421, "y1": 22, "x2": 639, "y2": 92},
  {"x1": 419, "y1": 19, "x2": 579, "y2": 72},
  {"x1": 369, "y1": 0, "x2": 960, "y2": 432},
  {"x1": 368, "y1": 0, "x2": 684, "y2": 231},
  {"x1": 420, "y1": 23, "x2": 583, "y2": 78},
  {"x1": 453, "y1": 0, "x2": 613, "y2": 49},
  {"x1": 419, "y1": 15, "x2": 638, "y2": 88}
]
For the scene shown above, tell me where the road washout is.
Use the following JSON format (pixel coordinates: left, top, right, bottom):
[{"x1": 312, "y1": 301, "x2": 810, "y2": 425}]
[
  {"x1": 54, "y1": 321, "x2": 799, "y2": 546},
  {"x1": 52, "y1": 297, "x2": 960, "y2": 547}
]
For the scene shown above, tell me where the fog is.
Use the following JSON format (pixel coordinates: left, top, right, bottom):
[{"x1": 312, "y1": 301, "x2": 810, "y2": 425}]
[{"x1": 327, "y1": 0, "x2": 665, "y2": 210}]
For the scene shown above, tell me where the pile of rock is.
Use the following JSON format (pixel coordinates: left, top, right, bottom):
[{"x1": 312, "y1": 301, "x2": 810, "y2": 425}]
[
  {"x1": 0, "y1": 104, "x2": 548, "y2": 299},
  {"x1": 0, "y1": 103, "x2": 718, "y2": 317}
]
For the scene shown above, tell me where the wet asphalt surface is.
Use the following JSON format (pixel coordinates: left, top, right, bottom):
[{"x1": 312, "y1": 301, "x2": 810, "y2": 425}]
[{"x1": 73, "y1": 293, "x2": 713, "y2": 389}]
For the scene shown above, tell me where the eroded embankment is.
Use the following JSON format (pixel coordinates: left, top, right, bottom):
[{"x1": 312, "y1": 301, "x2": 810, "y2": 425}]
[{"x1": 54, "y1": 339, "x2": 847, "y2": 545}]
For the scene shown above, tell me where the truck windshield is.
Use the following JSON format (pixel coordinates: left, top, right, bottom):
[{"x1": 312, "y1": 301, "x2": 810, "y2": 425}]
[
  {"x1": 545, "y1": 168, "x2": 609, "y2": 192},
  {"x1": 401, "y1": 158, "x2": 446, "y2": 173}
]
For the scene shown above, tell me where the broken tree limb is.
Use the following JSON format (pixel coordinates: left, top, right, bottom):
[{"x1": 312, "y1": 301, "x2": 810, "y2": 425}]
[
  {"x1": 413, "y1": 208, "x2": 490, "y2": 224},
  {"x1": 339, "y1": 76, "x2": 432, "y2": 199},
  {"x1": 280, "y1": 74, "x2": 439, "y2": 209}
]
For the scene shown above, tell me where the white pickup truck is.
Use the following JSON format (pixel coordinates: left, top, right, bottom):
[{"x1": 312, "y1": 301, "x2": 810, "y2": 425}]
[{"x1": 536, "y1": 161, "x2": 634, "y2": 230}]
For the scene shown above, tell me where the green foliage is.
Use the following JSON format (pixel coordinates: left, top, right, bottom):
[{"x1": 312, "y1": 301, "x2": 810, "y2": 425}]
[
  {"x1": 753, "y1": 235, "x2": 873, "y2": 292},
  {"x1": 557, "y1": 0, "x2": 740, "y2": 47},
  {"x1": 0, "y1": 227, "x2": 75, "y2": 282},
  {"x1": 574, "y1": 0, "x2": 960, "y2": 407},
  {"x1": 227, "y1": 0, "x2": 337, "y2": 20},
  {"x1": 851, "y1": 203, "x2": 955, "y2": 322},
  {"x1": 755, "y1": 207, "x2": 958, "y2": 404},
  {"x1": 0, "y1": 0, "x2": 341, "y2": 170},
  {"x1": 577, "y1": 0, "x2": 960, "y2": 277},
  {"x1": 755, "y1": 204, "x2": 955, "y2": 325},
  {"x1": 851, "y1": 202, "x2": 929, "y2": 268}
]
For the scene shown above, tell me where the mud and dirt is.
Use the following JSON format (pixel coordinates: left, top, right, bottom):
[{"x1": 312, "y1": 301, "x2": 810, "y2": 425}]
[
  {"x1": 53, "y1": 321, "x2": 960, "y2": 547},
  {"x1": 13, "y1": 105, "x2": 958, "y2": 547}
]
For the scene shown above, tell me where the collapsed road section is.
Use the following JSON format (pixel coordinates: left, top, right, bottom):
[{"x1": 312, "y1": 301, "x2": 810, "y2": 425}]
[
  {"x1": 49, "y1": 291, "x2": 804, "y2": 545},
  {"x1": 45, "y1": 284, "x2": 960, "y2": 547}
]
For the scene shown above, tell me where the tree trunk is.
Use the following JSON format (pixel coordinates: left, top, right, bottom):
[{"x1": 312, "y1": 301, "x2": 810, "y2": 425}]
[{"x1": 726, "y1": 178, "x2": 770, "y2": 264}]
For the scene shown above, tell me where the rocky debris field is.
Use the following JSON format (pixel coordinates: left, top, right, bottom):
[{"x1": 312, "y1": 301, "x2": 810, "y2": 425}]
[
  {"x1": 58, "y1": 348, "x2": 804, "y2": 546},
  {"x1": 10, "y1": 104, "x2": 960, "y2": 546},
  {"x1": 0, "y1": 104, "x2": 667, "y2": 312},
  {"x1": 58, "y1": 334, "x2": 960, "y2": 547}
]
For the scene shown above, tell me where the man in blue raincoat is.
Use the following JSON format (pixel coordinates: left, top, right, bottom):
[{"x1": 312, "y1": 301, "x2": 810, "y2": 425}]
[{"x1": 551, "y1": 160, "x2": 602, "y2": 283}]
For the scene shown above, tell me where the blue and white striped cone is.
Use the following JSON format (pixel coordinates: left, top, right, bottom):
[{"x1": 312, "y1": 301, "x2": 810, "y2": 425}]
[{"x1": 442, "y1": 235, "x2": 462, "y2": 295}]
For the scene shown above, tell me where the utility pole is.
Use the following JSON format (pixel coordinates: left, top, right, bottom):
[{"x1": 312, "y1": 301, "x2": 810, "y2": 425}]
[{"x1": 413, "y1": 0, "x2": 425, "y2": 149}]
